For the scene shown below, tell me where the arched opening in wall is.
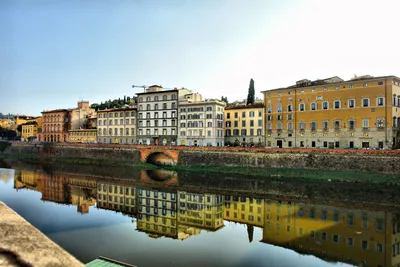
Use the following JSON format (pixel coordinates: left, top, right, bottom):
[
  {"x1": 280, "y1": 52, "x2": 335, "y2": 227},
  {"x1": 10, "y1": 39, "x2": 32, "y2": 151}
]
[
  {"x1": 145, "y1": 152, "x2": 174, "y2": 166},
  {"x1": 145, "y1": 169, "x2": 176, "y2": 182}
]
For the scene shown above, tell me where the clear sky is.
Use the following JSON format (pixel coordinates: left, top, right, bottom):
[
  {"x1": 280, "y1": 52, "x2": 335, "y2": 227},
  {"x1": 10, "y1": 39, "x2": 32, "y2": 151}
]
[{"x1": 1, "y1": 0, "x2": 400, "y2": 116}]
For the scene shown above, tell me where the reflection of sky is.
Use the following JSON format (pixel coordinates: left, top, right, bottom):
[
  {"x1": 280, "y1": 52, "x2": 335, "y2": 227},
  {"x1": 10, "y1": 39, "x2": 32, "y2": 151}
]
[
  {"x1": 0, "y1": 168, "x2": 354, "y2": 267},
  {"x1": 0, "y1": 168, "x2": 14, "y2": 182}
]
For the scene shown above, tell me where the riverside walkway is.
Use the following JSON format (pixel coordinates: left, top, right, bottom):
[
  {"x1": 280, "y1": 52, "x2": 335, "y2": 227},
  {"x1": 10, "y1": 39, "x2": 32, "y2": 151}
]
[{"x1": 0, "y1": 201, "x2": 83, "y2": 267}]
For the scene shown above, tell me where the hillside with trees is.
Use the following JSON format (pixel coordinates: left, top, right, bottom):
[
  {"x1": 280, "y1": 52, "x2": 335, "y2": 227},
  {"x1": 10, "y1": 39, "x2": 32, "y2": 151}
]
[{"x1": 90, "y1": 95, "x2": 136, "y2": 111}]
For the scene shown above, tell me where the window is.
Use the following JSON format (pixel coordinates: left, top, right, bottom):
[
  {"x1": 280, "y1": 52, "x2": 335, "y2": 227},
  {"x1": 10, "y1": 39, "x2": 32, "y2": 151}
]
[
  {"x1": 377, "y1": 97, "x2": 384, "y2": 106},
  {"x1": 299, "y1": 103, "x2": 305, "y2": 111},
  {"x1": 277, "y1": 105, "x2": 282, "y2": 112},
  {"x1": 347, "y1": 238, "x2": 354, "y2": 246},
  {"x1": 348, "y1": 99, "x2": 355, "y2": 108},
  {"x1": 348, "y1": 120, "x2": 355, "y2": 130},
  {"x1": 322, "y1": 101, "x2": 328, "y2": 110},
  {"x1": 333, "y1": 234, "x2": 339, "y2": 243},
  {"x1": 227, "y1": 113, "x2": 230, "y2": 119},
  {"x1": 287, "y1": 105, "x2": 292, "y2": 112},
  {"x1": 334, "y1": 120, "x2": 340, "y2": 130},
  {"x1": 299, "y1": 122, "x2": 305, "y2": 130},
  {"x1": 362, "y1": 98, "x2": 370, "y2": 107},
  {"x1": 310, "y1": 121, "x2": 317, "y2": 131},
  {"x1": 363, "y1": 83, "x2": 368, "y2": 87},
  {"x1": 311, "y1": 103, "x2": 317, "y2": 111},
  {"x1": 334, "y1": 100, "x2": 341, "y2": 109},
  {"x1": 163, "y1": 95, "x2": 167, "y2": 100},
  {"x1": 287, "y1": 122, "x2": 293, "y2": 130},
  {"x1": 267, "y1": 106, "x2": 272, "y2": 113},
  {"x1": 349, "y1": 84, "x2": 354, "y2": 88},
  {"x1": 362, "y1": 119, "x2": 369, "y2": 128}
]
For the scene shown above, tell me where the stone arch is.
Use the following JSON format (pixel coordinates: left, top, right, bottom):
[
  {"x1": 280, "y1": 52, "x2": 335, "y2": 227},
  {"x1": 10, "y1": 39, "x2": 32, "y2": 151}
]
[{"x1": 145, "y1": 151, "x2": 175, "y2": 166}]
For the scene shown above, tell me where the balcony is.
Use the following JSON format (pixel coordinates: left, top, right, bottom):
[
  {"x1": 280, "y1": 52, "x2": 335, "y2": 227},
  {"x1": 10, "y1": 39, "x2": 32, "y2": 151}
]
[
  {"x1": 277, "y1": 129, "x2": 282, "y2": 134},
  {"x1": 348, "y1": 126, "x2": 355, "y2": 131},
  {"x1": 377, "y1": 126, "x2": 385, "y2": 131},
  {"x1": 334, "y1": 127, "x2": 341, "y2": 132},
  {"x1": 322, "y1": 127, "x2": 329, "y2": 132},
  {"x1": 186, "y1": 135, "x2": 205, "y2": 139},
  {"x1": 310, "y1": 127, "x2": 317, "y2": 132},
  {"x1": 362, "y1": 127, "x2": 369, "y2": 131}
]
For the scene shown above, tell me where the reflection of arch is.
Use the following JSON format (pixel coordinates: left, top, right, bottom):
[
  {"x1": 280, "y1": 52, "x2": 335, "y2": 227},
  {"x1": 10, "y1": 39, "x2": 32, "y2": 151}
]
[
  {"x1": 146, "y1": 170, "x2": 175, "y2": 181},
  {"x1": 145, "y1": 152, "x2": 174, "y2": 166}
]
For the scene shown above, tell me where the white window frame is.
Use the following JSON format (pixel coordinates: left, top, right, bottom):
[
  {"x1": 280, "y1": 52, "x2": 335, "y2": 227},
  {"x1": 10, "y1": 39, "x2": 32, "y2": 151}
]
[
  {"x1": 322, "y1": 101, "x2": 329, "y2": 110},
  {"x1": 362, "y1": 118, "x2": 369, "y2": 128},
  {"x1": 287, "y1": 122, "x2": 293, "y2": 130},
  {"x1": 376, "y1": 97, "x2": 385, "y2": 106},
  {"x1": 299, "y1": 103, "x2": 305, "y2": 111},
  {"x1": 362, "y1": 98, "x2": 370, "y2": 108},
  {"x1": 310, "y1": 102, "x2": 317, "y2": 111},
  {"x1": 334, "y1": 100, "x2": 341, "y2": 109},
  {"x1": 348, "y1": 99, "x2": 355, "y2": 108}
]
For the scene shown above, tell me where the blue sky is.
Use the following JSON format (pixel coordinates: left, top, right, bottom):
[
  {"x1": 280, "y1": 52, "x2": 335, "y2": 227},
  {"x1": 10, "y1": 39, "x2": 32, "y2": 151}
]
[{"x1": 1, "y1": 0, "x2": 400, "y2": 116}]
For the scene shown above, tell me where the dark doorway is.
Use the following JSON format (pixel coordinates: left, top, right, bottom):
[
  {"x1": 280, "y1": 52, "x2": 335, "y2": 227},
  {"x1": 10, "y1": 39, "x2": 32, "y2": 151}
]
[
  {"x1": 277, "y1": 140, "x2": 283, "y2": 148},
  {"x1": 349, "y1": 141, "x2": 354, "y2": 148},
  {"x1": 378, "y1": 142, "x2": 384, "y2": 149},
  {"x1": 362, "y1": 142, "x2": 369, "y2": 148},
  {"x1": 311, "y1": 141, "x2": 316, "y2": 148}
]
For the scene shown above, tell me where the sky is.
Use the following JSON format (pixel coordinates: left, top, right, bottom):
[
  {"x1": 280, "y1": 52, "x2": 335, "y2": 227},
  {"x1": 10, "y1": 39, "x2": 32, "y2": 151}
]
[{"x1": 1, "y1": 0, "x2": 400, "y2": 116}]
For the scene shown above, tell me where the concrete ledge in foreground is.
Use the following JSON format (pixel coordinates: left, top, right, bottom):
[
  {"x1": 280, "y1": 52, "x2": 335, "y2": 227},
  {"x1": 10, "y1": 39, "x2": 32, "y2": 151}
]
[{"x1": 0, "y1": 201, "x2": 84, "y2": 267}]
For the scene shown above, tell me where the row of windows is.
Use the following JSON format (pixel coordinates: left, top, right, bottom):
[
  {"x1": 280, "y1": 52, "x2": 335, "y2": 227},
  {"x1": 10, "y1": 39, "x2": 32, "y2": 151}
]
[
  {"x1": 225, "y1": 129, "x2": 263, "y2": 137},
  {"x1": 226, "y1": 110, "x2": 262, "y2": 119},
  {"x1": 98, "y1": 119, "x2": 135, "y2": 126},
  {"x1": 180, "y1": 129, "x2": 223, "y2": 137},
  {"x1": 139, "y1": 102, "x2": 176, "y2": 111},
  {"x1": 138, "y1": 128, "x2": 175, "y2": 136},
  {"x1": 97, "y1": 195, "x2": 135, "y2": 204},
  {"x1": 98, "y1": 185, "x2": 135, "y2": 195},
  {"x1": 98, "y1": 128, "x2": 135, "y2": 136},
  {"x1": 98, "y1": 111, "x2": 135, "y2": 118},
  {"x1": 180, "y1": 121, "x2": 222, "y2": 128},
  {"x1": 138, "y1": 112, "x2": 174, "y2": 119},
  {"x1": 138, "y1": 94, "x2": 177, "y2": 103},
  {"x1": 180, "y1": 106, "x2": 220, "y2": 112},
  {"x1": 138, "y1": 119, "x2": 176, "y2": 127},
  {"x1": 226, "y1": 120, "x2": 263, "y2": 128},
  {"x1": 266, "y1": 118, "x2": 386, "y2": 130},
  {"x1": 267, "y1": 97, "x2": 385, "y2": 113},
  {"x1": 180, "y1": 114, "x2": 223, "y2": 120},
  {"x1": 69, "y1": 131, "x2": 96, "y2": 136}
]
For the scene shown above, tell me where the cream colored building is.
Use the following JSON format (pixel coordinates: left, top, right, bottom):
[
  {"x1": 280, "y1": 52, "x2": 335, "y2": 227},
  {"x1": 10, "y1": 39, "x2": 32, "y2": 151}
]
[
  {"x1": 68, "y1": 129, "x2": 97, "y2": 143},
  {"x1": 178, "y1": 92, "x2": 226, "y2": 146},
  {"x1": 262, "y1": 75, "x2": 400, "y2": 149},
  {"x1": 136, "y1": 187, "x2": 178, "y2": 238},
  {"x1": 224, "y1": 102, "x2": 265, "y2": 147},
  {"x1": 96, "y1": 182, "x2": 136, "y2": 215},
  {"x1": 96, "y1": 107, "x2": 137, "y2": 144},
  {"x1": 69, "y1": 101, "x2": 96, "y2": 130},
  {"x1": 136, "y1": 85, "x2": 191, "y2": 146},
  {"x1": 177, "y1": 191, "x2": 224, "y2": 231}
]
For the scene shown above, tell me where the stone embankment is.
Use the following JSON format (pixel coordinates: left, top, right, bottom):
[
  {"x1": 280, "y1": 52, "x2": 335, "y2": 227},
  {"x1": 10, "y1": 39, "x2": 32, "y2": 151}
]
[
  {"x1": 0, "y1": 201, "x2": 83, "y2": 267},
  {"x1": 2, "y1": 141, "x2": 400, "y2": 174}
]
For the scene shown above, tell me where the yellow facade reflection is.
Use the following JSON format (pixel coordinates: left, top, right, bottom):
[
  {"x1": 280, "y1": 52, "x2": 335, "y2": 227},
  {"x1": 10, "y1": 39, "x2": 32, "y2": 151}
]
[
  {"x1": 96, "y1": 182, "x2": 136, "y2": 215},
  {"x1": 223, "y1": 195, "x2": 264, "y2": 227},
  {"x1": 261, "y1": 200, "x2": 400, "y2": 267}
]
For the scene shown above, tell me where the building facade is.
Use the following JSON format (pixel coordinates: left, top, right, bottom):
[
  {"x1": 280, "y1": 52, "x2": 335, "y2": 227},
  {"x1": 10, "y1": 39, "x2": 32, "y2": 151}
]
[
  {"x1": 177, "y1": 191, "x2": 224, "y2": 231},
  {"x1": 261, "y1": 199, "x2": 400, "y2": 267},
  {"x1": 69, "y1": 101, "x2": 96, "y2": 130},
  {"x1": 136, "y1": 187, "x2": 178, "y2": 238},
  {"x1": 96, "y1": 107, "x2": 137, "y2": 144},
  {"x1": 262, "y1": 75, "x2": 400, "y2": 149},
  {"x1": 68, "y1": 129, "x2": 97, "y2": 143},
  {"x1": 178, "y1": 92, "x2": 226, "y2": 146},
  {"x1": 223, "y1": 195, "x2": 265, "y2": 228},
  {"x1": 224, "y1": 103, "x2": 265, "y2": 147},
  {"x1": 96, "y1": 181, "x2": 136, "y2": 215},
  {"x1": 41, "y1": 109, "x2": 70, "y2": 142},
  {"x1": 136, "y1": 86, "x2": 191, "y2": 146},
  {"x1": 21, "y1": 123, "x2": 38, "y2": 141}
]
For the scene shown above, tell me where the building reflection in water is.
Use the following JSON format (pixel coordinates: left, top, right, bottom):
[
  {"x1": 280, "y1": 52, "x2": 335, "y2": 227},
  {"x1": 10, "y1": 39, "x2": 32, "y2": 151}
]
[{"x1": 13, "y1": 169, "x2": 400, "y2": 267}]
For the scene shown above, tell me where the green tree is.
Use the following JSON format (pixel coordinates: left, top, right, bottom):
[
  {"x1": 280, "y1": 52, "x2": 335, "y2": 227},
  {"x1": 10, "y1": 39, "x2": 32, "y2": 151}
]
[
  {"x1": 246, "y1": 78, "x2": 255, "y2": 105},
  {"x1": 123, "y1": 95, "x2": 127, "y2": 104}
]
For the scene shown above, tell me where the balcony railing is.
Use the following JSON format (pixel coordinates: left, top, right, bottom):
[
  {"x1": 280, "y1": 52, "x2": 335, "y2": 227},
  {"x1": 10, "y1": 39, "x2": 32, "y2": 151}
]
[
  {"x1": 334, "y1": 127, "x2": 341, "y2": 131},
  {"x1": 377, "y1": 126, "x2": 385, "y2": 130},
  {"x1": 310, "y1": 127, "x2": 317, "y2": 132},
  {"x1": 186, "y1": 135, "x2": 205, "y2": 139},
  {"x1": 322, "y1": 127, "x2": 329, "y2": 131},
  {"x1": 348, "y1": 126, "x2": 355, "y2": 131},
  {"x1": 362, "y1": 127, "x2": 369, "y2": 131}
]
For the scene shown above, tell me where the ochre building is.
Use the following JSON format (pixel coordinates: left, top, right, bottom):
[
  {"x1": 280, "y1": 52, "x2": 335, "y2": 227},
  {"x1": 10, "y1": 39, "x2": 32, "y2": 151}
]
[
  {"x1": 224, "y1": 102, "x2": 265, "y2": 147},
  {"x1": 262, "y1": 75, "x2": 400, "y2": 149}
]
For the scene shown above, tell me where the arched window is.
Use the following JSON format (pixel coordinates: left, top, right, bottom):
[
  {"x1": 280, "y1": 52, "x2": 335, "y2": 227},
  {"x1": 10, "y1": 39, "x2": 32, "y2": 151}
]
[
  {"x1": 163, "y1": 95, "x2": 167, "y2": 100},
  {"x1": 139, "y1": 97, "x2": 143, "y2": 103}
]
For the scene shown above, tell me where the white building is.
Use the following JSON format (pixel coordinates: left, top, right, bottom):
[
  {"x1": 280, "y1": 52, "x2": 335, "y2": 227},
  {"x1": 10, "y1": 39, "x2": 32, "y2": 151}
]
[
  {"x1": 136, "y1": 85, "x2": 191, "y2": 146},
  {"x1": 178, "y1": 92, "x2": 226, "y2": 146},
  {"x1": 96, "y1": 107, "x2": 137, "y2": 144}
]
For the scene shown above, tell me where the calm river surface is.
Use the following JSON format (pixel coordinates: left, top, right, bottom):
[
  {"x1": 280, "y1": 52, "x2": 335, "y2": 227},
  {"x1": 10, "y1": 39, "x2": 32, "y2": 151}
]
[{"x1": 1, "y1": 161, "x2": 399, "y2": 267}]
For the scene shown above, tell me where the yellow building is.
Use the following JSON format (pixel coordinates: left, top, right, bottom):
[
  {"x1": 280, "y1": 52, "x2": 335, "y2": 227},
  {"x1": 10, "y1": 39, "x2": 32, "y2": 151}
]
[
  {"x1": 262, "y1": 75, "x2": 400, "y2": 149},
  {"x1": 96, "y1": 181, "x2": 136, "y2": 215},
  {"x1": 136, "y1": 187, "x2": 178, "y2": 239},
  {"x1": 223, "y1": 195, "x2": 264, "y2": 228},
  {"x1": 21, "y1": 123, "x2": 38, "y2": 141},
  {"x1": 177, "y1": 191, "x2": 224, "y2": 232},
  {"x1": 68, "y1": 129, "x2": 97, "y2": 143},
  {"x1": 261, "y1": 199, "x2": 400, "y2": 267},
  {"x1": 224, "y1": 102, "x2": 265, "y2": 147}
]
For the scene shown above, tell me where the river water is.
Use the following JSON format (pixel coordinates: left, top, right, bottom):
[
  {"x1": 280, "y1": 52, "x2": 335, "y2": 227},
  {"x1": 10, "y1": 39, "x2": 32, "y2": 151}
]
[{"x1": 0, "y1": 160, "x2": 399, "y2": 267}]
